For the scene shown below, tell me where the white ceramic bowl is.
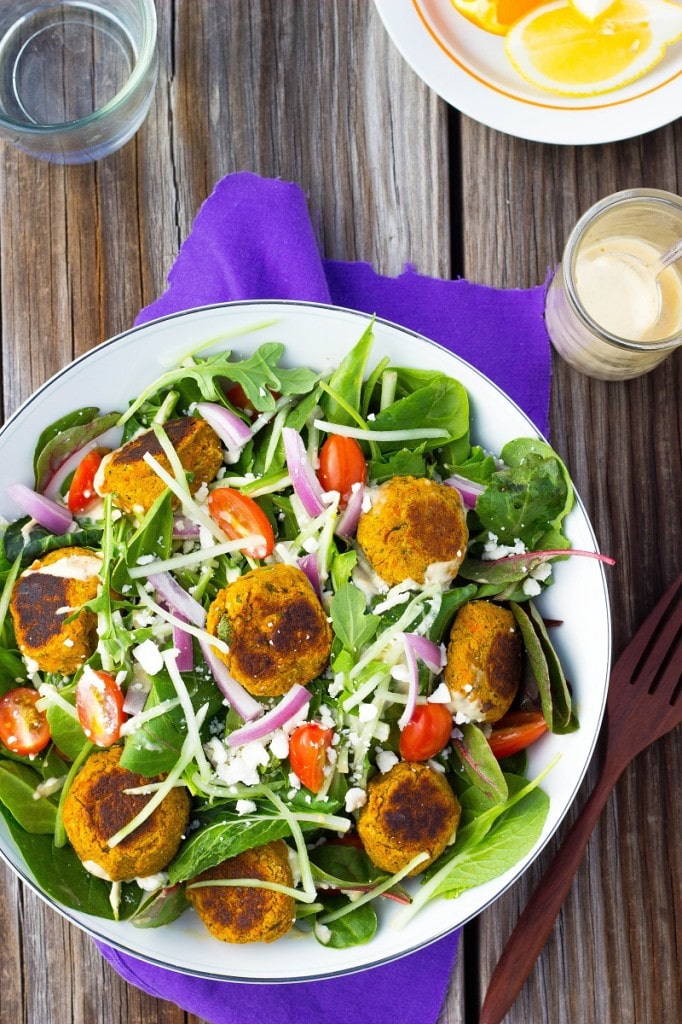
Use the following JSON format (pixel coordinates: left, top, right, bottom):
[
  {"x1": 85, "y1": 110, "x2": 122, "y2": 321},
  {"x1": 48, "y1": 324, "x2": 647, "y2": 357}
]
[{"x1": 0, "y1": 301, "x2": 611, "y2": 981}]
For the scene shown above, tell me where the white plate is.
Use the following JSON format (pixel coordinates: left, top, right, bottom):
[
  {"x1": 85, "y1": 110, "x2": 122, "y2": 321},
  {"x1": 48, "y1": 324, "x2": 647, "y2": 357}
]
[
  {"x1": 0, "y1": 301, "x2": 611, "y2": 981},
  {"x1": 374, "y1": 0, "x2": 682, "y2": 145}
]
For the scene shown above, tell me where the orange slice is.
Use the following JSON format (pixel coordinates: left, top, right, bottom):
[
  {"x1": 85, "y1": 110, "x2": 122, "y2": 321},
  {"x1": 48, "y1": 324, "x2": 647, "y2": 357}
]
[
  {"x1": 504, "y1": 0, "x2": 682, "y2": 96},
  {"x1": 451, "y1": 0, "x2": 546, "y2": 35}
]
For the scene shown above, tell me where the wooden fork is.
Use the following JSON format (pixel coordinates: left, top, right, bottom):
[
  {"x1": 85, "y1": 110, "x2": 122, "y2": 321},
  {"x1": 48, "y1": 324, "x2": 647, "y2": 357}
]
[{"x1": 479, "y1": 572, "x2": 682, "y2": 1024}]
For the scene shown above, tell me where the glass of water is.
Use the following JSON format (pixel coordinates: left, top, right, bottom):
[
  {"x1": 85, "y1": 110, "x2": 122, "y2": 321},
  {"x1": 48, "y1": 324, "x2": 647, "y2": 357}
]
[{"x1": 0, "y1": 0, "x2": 158, "y2": 163}]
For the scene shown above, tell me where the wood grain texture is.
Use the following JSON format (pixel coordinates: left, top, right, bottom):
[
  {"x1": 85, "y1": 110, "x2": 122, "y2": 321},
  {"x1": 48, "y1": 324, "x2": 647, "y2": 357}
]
[{"x1": 0, "y1": 3, "x2": 680, "y2": 1023}]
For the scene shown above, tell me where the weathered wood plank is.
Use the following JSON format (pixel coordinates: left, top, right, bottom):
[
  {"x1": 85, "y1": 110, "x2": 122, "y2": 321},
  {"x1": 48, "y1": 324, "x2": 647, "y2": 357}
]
[
  {"x1": 0, "y1": 3, "x2": 453, "y2": 1023},
  {"x1": 459, "y1": 115, "x2": 682, "y2": 1024}
]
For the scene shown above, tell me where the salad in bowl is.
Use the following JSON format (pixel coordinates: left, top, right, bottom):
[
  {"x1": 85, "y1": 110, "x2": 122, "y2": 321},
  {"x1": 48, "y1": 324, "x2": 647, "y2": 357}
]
[{"x1": 0, "y1": 302, "x2": 610, "y2": 979}]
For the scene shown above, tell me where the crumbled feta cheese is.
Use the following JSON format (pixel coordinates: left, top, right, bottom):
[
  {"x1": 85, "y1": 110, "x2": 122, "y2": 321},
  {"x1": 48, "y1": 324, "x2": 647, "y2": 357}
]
[
  {"x1": 482, "y1": 532, "x2": 527, "y2": 560},
  {"x1": 428, "y1": 682, "x2": 452, "y2": 704},
  {"x1": 344, "y1": 787, "x2": 367, "y2": 813},
  {"x1": 269, "y1": 729, "x2": 289, "y2": 760},
  {"x1": 132, "y1": 639, "x2": 164, "y2": 676},
  {"x1": 235, "y1": 799, "x2": 257, "y2": 815},
  {"x1": 376, "y1": 749, "x2": 399, "y2": 774},
  {"x1": 522, "y1": 577, "x2": 542, "y2": 597},
  {"x1": 357, "y1": 702, "x2": 377, "y2": 723},
  {"x1": 136, "y1": 871, "x2": 169, "y2": 891}
]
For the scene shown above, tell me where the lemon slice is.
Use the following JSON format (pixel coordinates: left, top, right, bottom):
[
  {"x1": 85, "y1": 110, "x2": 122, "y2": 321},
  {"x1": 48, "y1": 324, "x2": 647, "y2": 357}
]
[
  {"x1": 505, "y1": 0, "x2": 682, "y2": 96},
  {"x1": 450, "y1": 0, "x2": 546, "y2": 35},
  {"x1": 569, "y1": 0, "x2": 617, "y2": 18}
]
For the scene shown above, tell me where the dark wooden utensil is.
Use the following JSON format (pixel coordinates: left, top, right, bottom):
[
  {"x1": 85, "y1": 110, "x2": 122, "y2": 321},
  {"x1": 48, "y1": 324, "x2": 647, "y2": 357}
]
[{"x1": 479, "y1": 573, "x2": 682, "y2": 1024}]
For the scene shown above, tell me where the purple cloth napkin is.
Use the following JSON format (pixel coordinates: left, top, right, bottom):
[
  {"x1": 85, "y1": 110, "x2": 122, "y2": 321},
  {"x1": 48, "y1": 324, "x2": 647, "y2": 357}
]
[{"x1": 96, "y1": 171, "x2": 551, "y2": 1024}]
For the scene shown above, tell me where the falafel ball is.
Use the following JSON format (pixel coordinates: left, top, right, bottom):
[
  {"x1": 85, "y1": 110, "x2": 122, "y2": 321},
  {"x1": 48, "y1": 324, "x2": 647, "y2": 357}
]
[
  {"x1": 357, "y1": 760, "x2": 461, "y2": 876},
  {"x1": 356, "y1": 476, "x2": 468, "y2": 587},
  {"x1": 444, "y1": 600, "x2": 522, "y2": 724},
  {"x1": 96, "y1": 416, "x2": 223, "y2": 515},
  {"x1": 206, "y1": 563, "x2": 332, "y2": 697},
  {"x1": 9, "y1": 546, "x2": 101, "y2": 675},
  {"x1": 187, "y1": 839, "x2": 295, "y2": 943},
  {"x1": 62, "y1": 746, "x2": 190, "y2": 882}
]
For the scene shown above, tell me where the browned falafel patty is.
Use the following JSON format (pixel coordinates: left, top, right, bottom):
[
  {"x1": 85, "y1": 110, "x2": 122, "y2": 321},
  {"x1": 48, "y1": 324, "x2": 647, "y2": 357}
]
[
  {"x1": 62, "y1": 746, "x2": 190, "y2": 882},
  {"x1": 357, "y1": 760, "x2": 461, "y2": 876},
  {"x1": 205, "y1": 562, "x2": 332, "y2": 697},
  {"x1": 187, "y1": 839, "x2": 295, "y2": 943},
  {"x1": 356, "y1": 476, "x2": 468, "y2": 586},
  {"x1": 96, "y1": 416, "x2": 223, "y2": 514},
  {"x1": 9, "y1": 546, "x2": 101, "y2": 675},
  {"x1": 444, "y1": 600, "x2": 522, "y2": 723}
]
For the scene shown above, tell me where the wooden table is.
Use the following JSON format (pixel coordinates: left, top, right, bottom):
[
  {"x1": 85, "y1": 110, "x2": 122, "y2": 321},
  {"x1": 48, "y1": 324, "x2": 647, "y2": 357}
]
[{"x1": 0, "y1": 3, "x2": 679, "y2": 1023}]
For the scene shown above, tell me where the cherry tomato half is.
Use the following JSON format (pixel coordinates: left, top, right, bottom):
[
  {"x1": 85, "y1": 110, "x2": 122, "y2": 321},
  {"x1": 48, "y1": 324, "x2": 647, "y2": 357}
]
[
  {"x1": 317, "y1": 435, "x2": 367, "y2": 506},
  {"x1": 289, "y1": 721, "x2": 334, "y2": 793},
  {"x1": 225, "y1": 382, "x2": 280, "y2": 417},
  {"x1": 67, "y1": 448, "x2": 107, "y2": 514},
  {"x1": 487, "y1": 710, "x2": 548, "y2": 760},
  {"x1": 0, "y1": 687, "x2": 51, "y2": 756},
  {"x1": 399, "y1": 702, "x2": 453, "y2": 762},
  {"x1": 76, "y1": 668, "x2": 126, "y2": 748},
  {"x1": 207, "y1": 488, "x2": 275, "y2": 559}
]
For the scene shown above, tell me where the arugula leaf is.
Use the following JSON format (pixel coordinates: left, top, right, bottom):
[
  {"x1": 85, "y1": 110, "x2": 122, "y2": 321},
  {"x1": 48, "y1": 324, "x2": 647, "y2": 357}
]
[{"x1": 111, "y1": 490, "x2": 173, "y2": 593}]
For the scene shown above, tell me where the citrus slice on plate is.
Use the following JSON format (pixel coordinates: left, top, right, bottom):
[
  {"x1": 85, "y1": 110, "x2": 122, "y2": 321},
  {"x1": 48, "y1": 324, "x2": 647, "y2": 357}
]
[
  {"x1": 505, "y1": 0, "x2": 682, "y2": 96},
  {"x1": 568, "y1": 0, "x2": 617, "y2": 18},
  {"x1": 451, "y1": 0, "x2": 546, "y2": 34}
]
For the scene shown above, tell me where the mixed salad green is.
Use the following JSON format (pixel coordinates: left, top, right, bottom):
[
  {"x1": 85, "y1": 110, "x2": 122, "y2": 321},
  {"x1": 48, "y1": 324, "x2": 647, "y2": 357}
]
[{"x1": 0, "y1": 323, "x2": 587, "y2": 948}]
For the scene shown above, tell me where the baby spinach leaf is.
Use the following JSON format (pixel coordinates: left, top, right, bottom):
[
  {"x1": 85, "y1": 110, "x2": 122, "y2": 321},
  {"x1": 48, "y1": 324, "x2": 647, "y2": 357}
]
[
  {"x1": 451, "y1": 724, "x2": 508, "y2": 804},
  {"x1": 432, "y1": 786, "x2": 549, "y2": 900},
  {"x1": 130, "y1": 884, "x2": 189, "y2": 928},
  {"x1": 3, "y1": 518, "x2": 103, "y2": 567},
  {"x1": 0, "y1": 761, "x2": 58, "y2": 833},
  {"x1": 371, "y1": 375, "x2": 469, "y2": 449},
  {"x1": 315, "y1": 896, "x2": 377, "y2": 948},
  {"x1": 168, "y1": 812, "x2": 294, "y2": 884},
  {"x1": 32, "y1": 407, "x2": 99, "y2": 478},
  {"x1": 475, "y1": 447, "x2": 571, "y2": 551},
  {"x1": 0, "y1": 649, "x2": 27, "y2": 694},
  {"x1": 34, "y1": 411, "x2": 121, "y2": 494},
  {"x1": 121, "y1": 662, "x2": 224, "y2": 776},
  {"x1": 330, "y1": 583, "x2": 380, "y2": 655},
  {"x1": 511, "y1": 602, "x2": 577, "y2": 734},
  {"x1": 0, "y1": 802, "x2": 138, "y2": 918},
  {"x1": 45, "y1": 700, "x2": 87, "y2": 762},
  {"x1": 319, "y1": 321, "x2": 375, "y2": 426}
]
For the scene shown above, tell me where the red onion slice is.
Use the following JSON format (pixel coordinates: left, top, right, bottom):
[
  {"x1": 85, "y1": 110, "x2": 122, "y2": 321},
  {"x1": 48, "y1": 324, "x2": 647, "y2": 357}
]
[
  {"x1": 335, "y1": 482, "x2": 365, "y2": 539},
  {"x1": 173, "y1": 620, "x2": 194, "y2": 672},
  {"x1": 172, "y1": 515, "x2": 201, "y2": 540},
  {"x1": 443, "y1": 474, "x2": 486, "y2": 510},
  {"x1": 398, "y1": 633, "x2": 447, "y2": 730},
  {"x1": 298, "y1": 553, "x2": 322, "y2": 598},
  {"x1": 149, "y1": 572, "x2": 206, "y2": 627},
  {"x1": 226, "y1": 683, "x2": 310, "y2": 747},
  {"x1": 195, "y1": 402, "x2": 252, "y2": 454},
  {"x1": 282, "y1": 427, "x2": 326, "y2": 517},
  {"x1": 199, "y1": 638, "x2": 263, "y2": 722},
  {"x1": 7, "y1": 482, "x2": 76, "y2": 536}
]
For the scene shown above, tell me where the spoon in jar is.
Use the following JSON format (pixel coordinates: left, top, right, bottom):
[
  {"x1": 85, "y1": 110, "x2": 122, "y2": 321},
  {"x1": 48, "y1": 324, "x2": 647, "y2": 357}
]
[{"x1": 654, "y1": 237, "x2": 682, "y2": 276}]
